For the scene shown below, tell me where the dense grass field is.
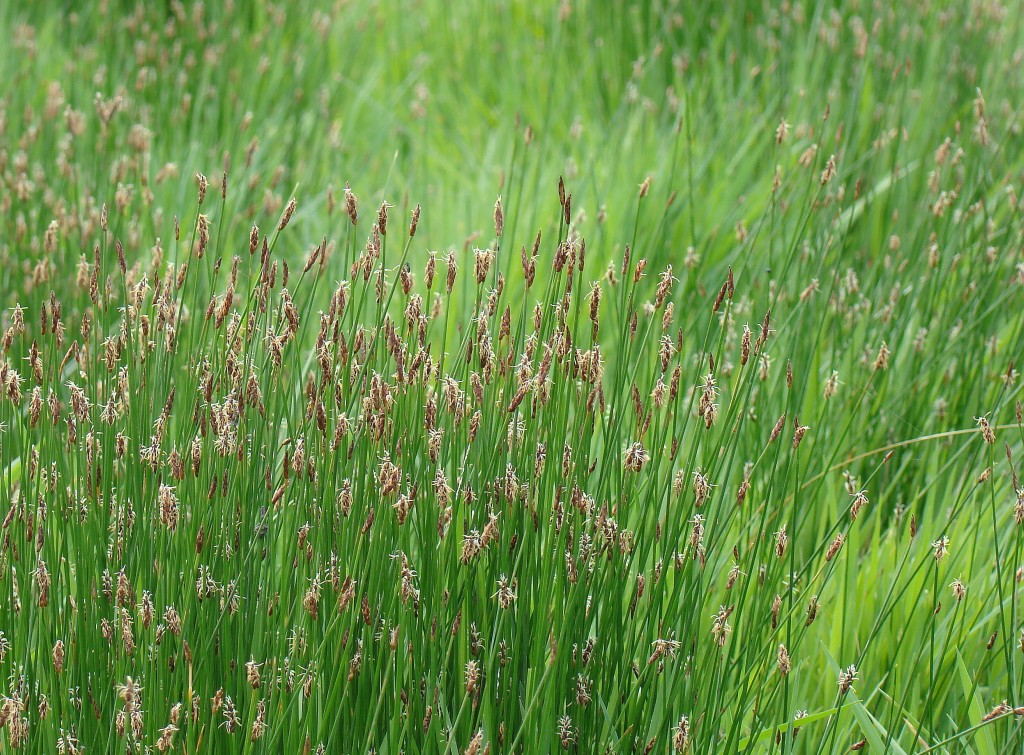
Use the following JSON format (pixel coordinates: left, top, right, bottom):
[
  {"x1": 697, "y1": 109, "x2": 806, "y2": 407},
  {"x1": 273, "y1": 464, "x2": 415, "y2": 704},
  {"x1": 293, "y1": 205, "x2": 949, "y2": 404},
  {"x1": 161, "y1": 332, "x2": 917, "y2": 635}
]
[{"x1": 1, "y1": 1, "x2": 1024, "y2": 752}]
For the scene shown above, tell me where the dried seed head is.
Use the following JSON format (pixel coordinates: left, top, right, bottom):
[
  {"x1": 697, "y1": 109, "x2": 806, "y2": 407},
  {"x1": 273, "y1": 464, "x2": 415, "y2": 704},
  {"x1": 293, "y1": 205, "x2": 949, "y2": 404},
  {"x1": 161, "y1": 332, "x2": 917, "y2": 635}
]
[
  {"x1": 35, "y1": 558, "x2": 51, "y2": 607},
  {"x1": 698, "y1": 372, "x2": 718, "y2": 428},
  {"x1": 774, "y1": 526, "x2": 788, "y2": 558},
  {"x1": 713, "y1": 280, "x2": 728, "y2": 313},
  {"x1": 976, "y1": 416, "x2": 996, "y2": 445},
  {"x1": 222, "y1": 696, "x2": 240, "y2": 733},
  {"x1": 158, "y1": 724, "x2": 179, "y2": 751},
  {"x1": 685, "y1": 471, "x2": 710, "y2": 509},
  {"x1": 52, "y1": 639, "x2": 65, "y2": 674},
  {"x1": 850, "y1": 490, "x2": 868, "y2": 521},
  {"x1": 378, "y1": 456, "x2": 401, "y2": 496},
  {"x1": 558, "y1": 715, "x2": 575, "y2": 749},
  {"x1": 825, "y1": 532, "x2": 845, "y2": 561},
  {"x1": 711, "y1": 605, "x2": 733, "y2": 647},
  {"x1": 950, "y1": 578, "x2": 966, "y2": 602},
  {"x1": 494, "y1": 196, "x2": 504, "y2": 237},
  {"x1": 344, "y1": 185, "x2": 358, "y2": 225},
  {"x1": 446, "y1": 252, "x2": 458, "y2": 293},
  {"x1": 461, "y1": 531, "x2": 482, "y2": 564},
  {"x1": 474, "y1": 248, "x2": 493, "y2": 284},
  {"x1": 741, "y1": 326, "x2": 752, "y2": 365},
  {"x1": 673, "y1": 716, "x2": 690, "y2": 752},
  {"x1": 777, "y1": 644, "x2": 791, "y2": 676},
  {"x1": 197, "y1": 213, "x2": 210, "y2": 256},
  {"x1": 736, "y1": 478, "x2": 750, "y2": 507},
  {"x1": 464, "y1": 728, "x2": 485, "y2": 755},
  {"x1": 279, "y1": 198, "x2": 297, "y2": 231},
  {"x1": 464, "y1": 660, "x2": 480, "y2": 695},
  {"x1": 116, "y1": 676, "x2": 143, "y2": 712},
  {"x1": 196, "y1": 172, "x2": 208, "y2": 205},
  {"x1": 792, "y1": 418, "x2": 809, "y2": 449},
  {"x1": 574, "y1": 673, "x2": 592, "y2": 707},
  {"x1": 409, "y1": 204, "x2": 421, "y2": 238},
  {"x1": 873, "y1": 342, "x2": 890, "y2": 371},
  {"x1": 655, "y1": 266, "x2": 674, "y2": 309},
  {"x1": 242, "y1": 658, "x2": 262, "y2": 689},
  {"x1": 776, "y1": 119, "x2": 791, "y2": 144},
  {"x1": 824, "y1": 370, "x2": 841, "y2": 399},
  {"x1": 624, "y1": 441, "x2": 649, "y2": 472},
  {"x1": 158, "y1": 484, "x2": 180, "y2": 530},
  {"x1": 820, "y1": 154, "x2": 837, "y2": 184},
  {"x1": 805, "y1": 595, "x2": 819, "y2": 626},
  {"x1": 837, "y1": 664, "x2": 858, "y2": 694}
]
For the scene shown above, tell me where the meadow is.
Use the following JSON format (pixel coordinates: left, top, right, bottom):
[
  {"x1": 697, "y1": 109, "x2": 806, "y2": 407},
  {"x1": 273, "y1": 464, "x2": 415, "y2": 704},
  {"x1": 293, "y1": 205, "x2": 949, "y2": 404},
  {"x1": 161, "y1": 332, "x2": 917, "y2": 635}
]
[{"x1": 1, "y1": 0, "x2": 1024, "y2": 752}]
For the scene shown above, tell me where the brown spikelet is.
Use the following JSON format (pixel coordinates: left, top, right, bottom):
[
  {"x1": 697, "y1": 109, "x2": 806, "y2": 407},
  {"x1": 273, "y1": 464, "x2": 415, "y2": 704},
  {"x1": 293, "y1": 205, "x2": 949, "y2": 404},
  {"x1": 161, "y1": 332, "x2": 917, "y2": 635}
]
[
  {"x1": 494, "y1": 196, "x2": 504, "y2": 237},
  {"x1": 345, "y1": 185, "x2": 358, "y2": 225},
  {"x1": 196, "y1": 172, "x2": 208, "y2": 205},
  {"x1": 279, "y1": 198, "x2": 297, "y2": 231},
  {"x1": 825, "y1": 533, "x2": 845, "y2": 561},
  {"x1": 713, "y1": 281, "x2": 728, "y2": 313},
  {"x1": 758, "y1": 310, "x2": 771, "y2": 348},
  {"x1": 792, "y1": 417, "x2": 809, "y2": 449},
  {"x1": 410, "y1": 204, "x2": 421, "y2": 237}
]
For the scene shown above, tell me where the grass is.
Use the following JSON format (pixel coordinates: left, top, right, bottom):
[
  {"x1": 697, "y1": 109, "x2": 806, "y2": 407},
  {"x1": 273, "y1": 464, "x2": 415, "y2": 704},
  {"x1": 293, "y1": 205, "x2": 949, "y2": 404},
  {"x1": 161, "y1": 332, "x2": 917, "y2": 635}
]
[{"x1": 1, "y1": 0, "x2": 1024, "y2": 752}]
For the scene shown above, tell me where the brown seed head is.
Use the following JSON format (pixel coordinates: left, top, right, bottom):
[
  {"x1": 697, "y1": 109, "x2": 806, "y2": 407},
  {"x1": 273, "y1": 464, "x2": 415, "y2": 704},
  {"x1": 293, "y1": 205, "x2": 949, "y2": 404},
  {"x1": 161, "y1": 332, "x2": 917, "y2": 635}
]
[
  {"x1": 279, "y1": 198, "x2": 297, "y2": 231},
  {"x1": 494, "y1": 196, "x2": 504, "y2": 237},
  {"x1": 196, "y1": 172, "x2": 208, "y2": 205},
  {"x1": 410, "y1": 204, "x2": 421, "y2": 237}
]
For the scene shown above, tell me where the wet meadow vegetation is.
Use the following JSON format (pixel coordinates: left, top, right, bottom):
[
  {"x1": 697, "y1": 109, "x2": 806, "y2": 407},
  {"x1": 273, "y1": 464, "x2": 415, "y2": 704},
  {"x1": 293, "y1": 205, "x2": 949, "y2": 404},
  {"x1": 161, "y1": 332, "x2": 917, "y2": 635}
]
[{"x1": 1, "y1": 1, "x2": 1024, "y2": 752}]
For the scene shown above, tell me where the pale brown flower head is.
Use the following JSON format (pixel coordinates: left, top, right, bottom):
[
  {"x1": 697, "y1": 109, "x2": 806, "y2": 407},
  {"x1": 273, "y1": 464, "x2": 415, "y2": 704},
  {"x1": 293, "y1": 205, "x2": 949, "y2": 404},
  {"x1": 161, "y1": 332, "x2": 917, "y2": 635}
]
[
  {"x1": 623, "y1": 441, "x2": 649, "y2": 472},
  {"x1": 673, "y1": 715, "x2": 690, "y2": 752},
  {"x1": 837, "y1": 664, "x2": 858, "y2": 694},
  {"x1": 950, "y1": 578, "x2": 966, "y2": 602},
  {"x1": 777, "y1": 643, "x2": 791, "y2": 676},
  {"x1": 976, "y1": 416, "x2": 995, "y2": 445},
  {"x1": 775, "y1": 119, "x2": 790, "y2": 144}
]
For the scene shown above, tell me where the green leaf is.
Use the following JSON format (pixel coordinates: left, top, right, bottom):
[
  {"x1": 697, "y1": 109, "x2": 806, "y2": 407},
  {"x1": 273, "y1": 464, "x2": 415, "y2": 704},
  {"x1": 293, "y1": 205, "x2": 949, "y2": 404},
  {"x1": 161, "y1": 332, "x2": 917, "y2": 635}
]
[
  {"x1": 956, "y1": 650, "x2": 996, "y2": 755},
  {"x1": 738, "y1": 704, "x2": 847, "y2": 751},
  {"x1": 848, "y1": 695, "x2": 909, "y2": 755},
  {"x1": 822, "y1": 645, "x2": 908, "y2": 755}
]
